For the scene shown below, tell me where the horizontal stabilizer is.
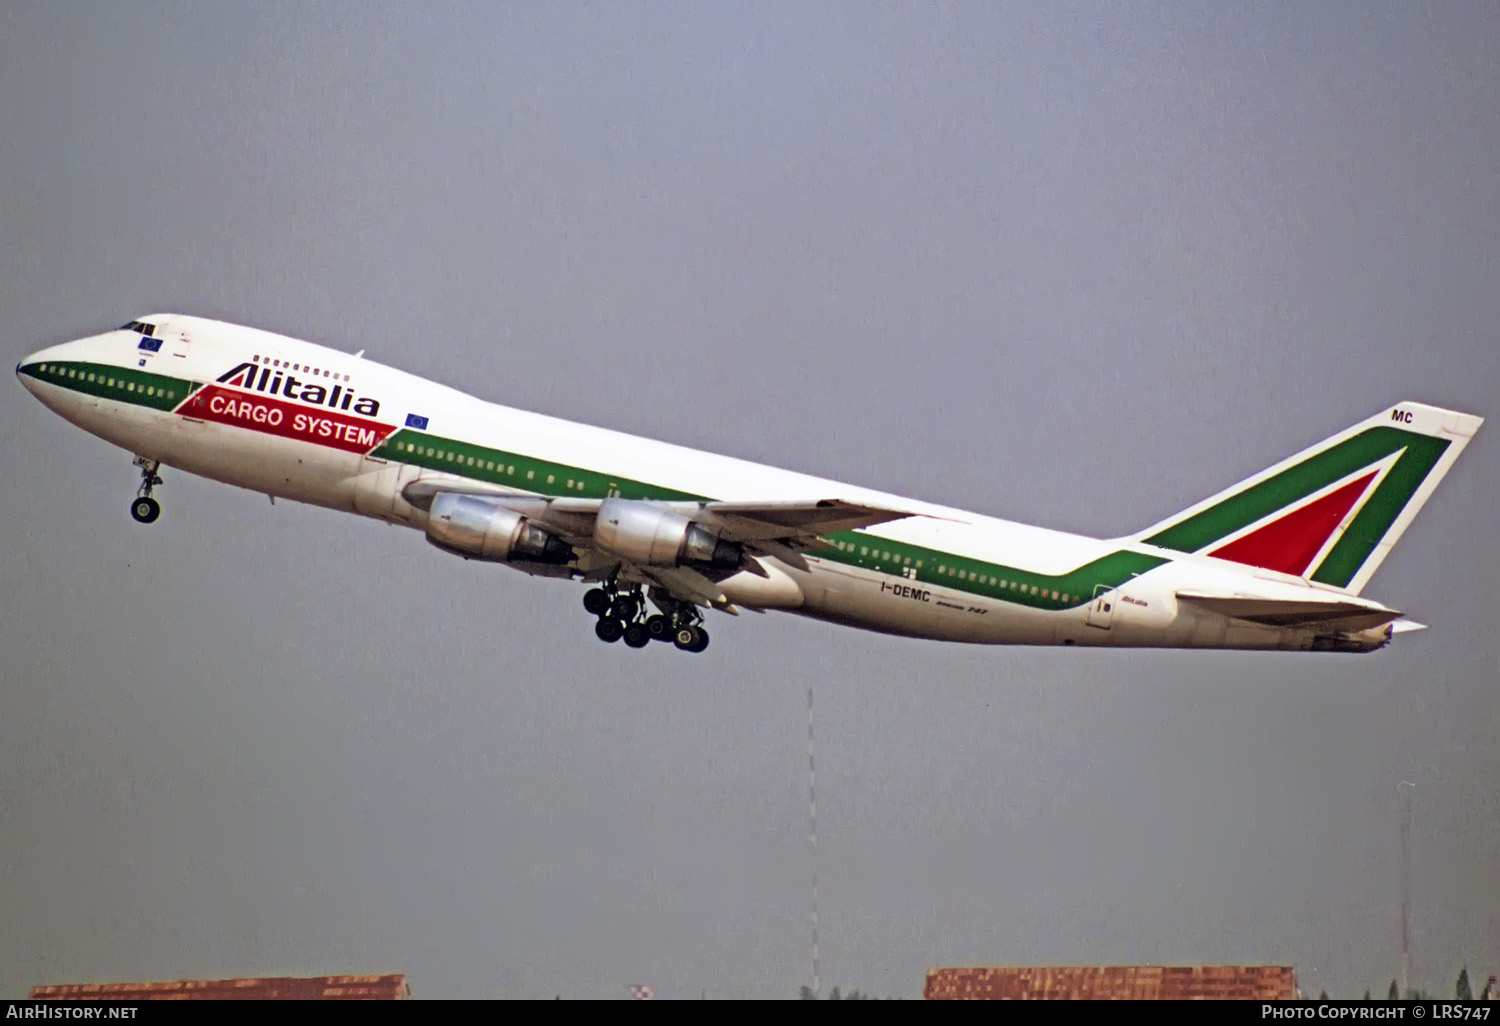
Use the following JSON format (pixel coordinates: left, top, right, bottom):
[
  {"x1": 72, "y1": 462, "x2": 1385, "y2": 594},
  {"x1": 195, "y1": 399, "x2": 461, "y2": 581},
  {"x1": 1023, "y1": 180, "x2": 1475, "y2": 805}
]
[{"x1": 1176, "y1": 591, "x2": 1401, "y2": 632}]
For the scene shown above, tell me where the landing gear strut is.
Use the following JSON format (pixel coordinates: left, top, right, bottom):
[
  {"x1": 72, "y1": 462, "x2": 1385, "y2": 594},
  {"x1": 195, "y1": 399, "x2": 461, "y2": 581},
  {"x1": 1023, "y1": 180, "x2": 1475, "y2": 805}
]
[
  {"x1": 583, "y1": 581, "x2": 709, "y2": 653},
  {"x1": 130, "y1": 456, "x2": 162, "y2": 524}
]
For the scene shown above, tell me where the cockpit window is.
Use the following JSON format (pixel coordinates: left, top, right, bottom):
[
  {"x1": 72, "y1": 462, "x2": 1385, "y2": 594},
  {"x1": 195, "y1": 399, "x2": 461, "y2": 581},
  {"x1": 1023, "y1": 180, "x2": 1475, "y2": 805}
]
[{"x1": 119, "y1": 320, "x2": 156, "y2": 337}]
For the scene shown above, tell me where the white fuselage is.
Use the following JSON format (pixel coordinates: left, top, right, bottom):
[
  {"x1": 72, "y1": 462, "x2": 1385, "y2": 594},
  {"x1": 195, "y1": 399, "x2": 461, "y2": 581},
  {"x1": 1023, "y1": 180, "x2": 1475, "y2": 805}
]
[{"x1": 16, "y1": 316, "x2": 1398, "y2": 652}]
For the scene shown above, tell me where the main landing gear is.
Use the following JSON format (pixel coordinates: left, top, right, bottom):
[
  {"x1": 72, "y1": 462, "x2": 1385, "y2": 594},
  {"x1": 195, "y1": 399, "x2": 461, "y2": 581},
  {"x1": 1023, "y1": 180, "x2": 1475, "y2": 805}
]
[
  {"x1": 130, "y1": 456, "x2": 163, "y2": 524},
  {"x1": 583, "y1": 583, "x2": 710, "y2": 653}
]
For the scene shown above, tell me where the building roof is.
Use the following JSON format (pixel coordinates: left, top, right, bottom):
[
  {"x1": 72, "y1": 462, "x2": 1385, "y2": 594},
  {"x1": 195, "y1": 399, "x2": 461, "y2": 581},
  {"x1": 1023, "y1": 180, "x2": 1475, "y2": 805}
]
[
  {"x1": 30, "y1": 974, "x2": 411, "y2": 1001},
  {"x1": 924, "y1": 965, "x2": 1297, "y2": 1000}
]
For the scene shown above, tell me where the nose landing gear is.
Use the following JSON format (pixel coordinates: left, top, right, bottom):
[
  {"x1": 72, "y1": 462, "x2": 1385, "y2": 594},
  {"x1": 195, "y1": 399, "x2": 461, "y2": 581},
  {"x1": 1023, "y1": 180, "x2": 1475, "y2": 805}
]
[{"x1": 130, "y1": 456, "x2": 163, "y2": 524}]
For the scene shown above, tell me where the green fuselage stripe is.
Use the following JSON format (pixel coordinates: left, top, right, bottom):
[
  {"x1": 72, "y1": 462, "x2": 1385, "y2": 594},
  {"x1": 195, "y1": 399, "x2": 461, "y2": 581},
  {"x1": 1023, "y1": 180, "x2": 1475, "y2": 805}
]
[
  {"x1": 374, "y1": 427, "x2": 1169, "y2": 609},
  {"x1": 24, "y1": 361, "x2": 1173, "y2": 609},
  {"x1": 19, "y1": 359, "x2": 198, "y2": 412},
  {"x1": 372, "y1": 428, "x2": 702, "y2": 502}
]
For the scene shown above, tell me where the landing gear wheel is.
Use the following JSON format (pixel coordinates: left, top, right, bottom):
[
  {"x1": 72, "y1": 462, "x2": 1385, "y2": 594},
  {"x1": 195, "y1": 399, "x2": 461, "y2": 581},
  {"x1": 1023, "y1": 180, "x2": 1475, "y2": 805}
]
[
  {"x1": 609, "y1": 595, "x2": 641, "y2": 621},
  {"x1": 130, "y1": 496, "x2": 161, "y2": 524},
  {"x1": 673, "y1": 625, "x2": 709, "y2": 653},
  {"x1": 131, "y1": 456, "x2": 163, "y2": 524},
  {"x1": 624, "y1": 622, "x2": 651, "y2": 648},
  {"x1": 645, "y1": 615, "x2": 672, "y2": 641},
  {"x1": 583, "y1": 588, "x2": 610, "y2": 616},
  {"x1": 594, "y1": 618, "x2": 624, "y2": 643}
]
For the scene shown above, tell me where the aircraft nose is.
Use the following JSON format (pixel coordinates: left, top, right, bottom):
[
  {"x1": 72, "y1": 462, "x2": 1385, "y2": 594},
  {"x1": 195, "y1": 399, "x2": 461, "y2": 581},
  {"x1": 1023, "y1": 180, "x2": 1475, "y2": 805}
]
[{"x1": 16, "y1": 339, "x2": 89, "y2": 398}]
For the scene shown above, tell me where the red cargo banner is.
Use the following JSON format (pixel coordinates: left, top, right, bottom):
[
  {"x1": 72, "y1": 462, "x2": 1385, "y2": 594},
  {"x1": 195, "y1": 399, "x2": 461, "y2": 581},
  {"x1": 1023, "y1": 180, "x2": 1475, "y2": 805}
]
[{"x1": 178, "y1": 384, "x2": 395, "y2": 454}]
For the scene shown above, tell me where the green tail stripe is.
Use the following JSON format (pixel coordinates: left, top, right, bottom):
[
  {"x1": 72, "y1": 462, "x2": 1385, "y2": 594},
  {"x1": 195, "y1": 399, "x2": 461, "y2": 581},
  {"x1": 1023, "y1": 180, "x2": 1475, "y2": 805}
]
[
  {"x1": 1145, "y1": 426, "x2": 1449, "y2": 579},
  {"x1": 1309, "y1": 437, "x2": 1448, "y2": 588}
]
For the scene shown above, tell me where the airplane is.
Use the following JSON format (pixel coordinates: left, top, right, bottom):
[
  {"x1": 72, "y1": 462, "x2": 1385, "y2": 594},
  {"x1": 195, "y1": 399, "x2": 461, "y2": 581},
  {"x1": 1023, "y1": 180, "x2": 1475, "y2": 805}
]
[{"x1": 15, "y1": 314, "x2": 1483, "y2": 654}]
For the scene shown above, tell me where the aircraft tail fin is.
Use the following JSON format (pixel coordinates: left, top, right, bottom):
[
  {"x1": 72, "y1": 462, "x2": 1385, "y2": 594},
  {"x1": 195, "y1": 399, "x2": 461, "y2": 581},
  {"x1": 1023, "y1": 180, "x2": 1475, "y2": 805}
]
[{"x1": 1133, "y1": 402, "x2": 1482, "y2": 595}]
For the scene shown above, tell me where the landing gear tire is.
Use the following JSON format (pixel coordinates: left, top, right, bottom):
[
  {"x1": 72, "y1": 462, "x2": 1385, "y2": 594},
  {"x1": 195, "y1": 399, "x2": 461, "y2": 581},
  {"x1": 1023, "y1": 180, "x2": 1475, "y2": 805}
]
[
  {"x1": 609, "y1": 595, "x2": 641, "y2": 621},
  {"x1": 130, "y1": 496, "x2": 161, "y2": 524},
  {"x1": 645, "y1": 615, "x2": 672, "y2": 642},
  {"x1": 583, "y1": 588, "x2": 610, "y2": 616},
  {"x1": 674, "y1": 625, "x2": 709, "y2": 653},
  {"x1": 595, "y1": 618, "x2": 624, "y2": 643},
  {"x1": 131, "y1": 456, "x2": 163, "y2": 524},
  {"x1": 624, "y1": 622, "x2": 651, "y2": 648}
]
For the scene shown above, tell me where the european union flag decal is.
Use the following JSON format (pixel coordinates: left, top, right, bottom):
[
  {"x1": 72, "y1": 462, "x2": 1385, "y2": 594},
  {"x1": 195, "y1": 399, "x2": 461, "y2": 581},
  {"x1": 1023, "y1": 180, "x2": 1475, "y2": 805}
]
[
  {"x1": 137, "y1": 336, "x2": 162, "y2": 353},
  {"x1": 405, "y1": 413, "x2": 429, "y2": 430}
]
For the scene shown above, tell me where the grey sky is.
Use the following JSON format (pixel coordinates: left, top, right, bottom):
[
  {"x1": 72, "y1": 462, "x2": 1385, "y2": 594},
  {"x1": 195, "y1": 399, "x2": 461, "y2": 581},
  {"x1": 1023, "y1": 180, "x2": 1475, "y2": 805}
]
[{"x1": 2, "y1": 1, "x2": 1496, "y2": 999}]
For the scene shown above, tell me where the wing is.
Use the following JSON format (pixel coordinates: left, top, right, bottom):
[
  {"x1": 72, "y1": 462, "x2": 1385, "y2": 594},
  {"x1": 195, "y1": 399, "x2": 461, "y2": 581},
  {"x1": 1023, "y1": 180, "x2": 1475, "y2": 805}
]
[
  {"x1": 403, "y1": 478, "x2": 919, "y2": 609},
  {"x1": 1176, "y1": 591, "x2": 1401, "y2": 632},
  {"x1": 696, "y1": 498, "x2": 913, "y2": 539}
]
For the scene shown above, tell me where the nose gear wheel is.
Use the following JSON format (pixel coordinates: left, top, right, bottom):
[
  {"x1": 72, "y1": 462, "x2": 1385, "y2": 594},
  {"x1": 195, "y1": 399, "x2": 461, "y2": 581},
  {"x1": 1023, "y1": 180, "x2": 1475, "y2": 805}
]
[{"x1": 130, "y1": 456, "x2": 163, "y2": 524}]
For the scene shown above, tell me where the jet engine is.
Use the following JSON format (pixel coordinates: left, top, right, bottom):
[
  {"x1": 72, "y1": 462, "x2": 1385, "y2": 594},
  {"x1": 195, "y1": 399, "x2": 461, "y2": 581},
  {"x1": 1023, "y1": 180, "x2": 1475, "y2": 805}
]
[
  {"x1": 594, "y1": 498, "x2": 743, "y2": 569},
  {"x1": 426, "y1": 492, "x2": 574, "y2": 564}
]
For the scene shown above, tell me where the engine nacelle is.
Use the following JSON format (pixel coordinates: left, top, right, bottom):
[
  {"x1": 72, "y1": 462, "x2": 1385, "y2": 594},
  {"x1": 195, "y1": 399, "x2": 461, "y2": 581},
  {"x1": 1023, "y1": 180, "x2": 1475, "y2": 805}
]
[
  {"x1": 426, "y1": 492, "x2": 574, "y2": 564},
  {"x1": 594, "y1": 498, "x2": 743, "y2": 569}
]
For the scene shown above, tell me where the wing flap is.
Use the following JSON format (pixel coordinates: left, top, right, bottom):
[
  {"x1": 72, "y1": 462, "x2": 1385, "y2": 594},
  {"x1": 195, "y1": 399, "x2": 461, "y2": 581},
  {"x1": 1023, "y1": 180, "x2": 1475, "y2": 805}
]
[
  {"x1": 1176, "y1": 591, "x2": 1401, "y2": 632},
  {"x1": 697, "y1": 499, "x2": 916, "y2": 543},
  {"x1": 641, "y1": 566, "x2": 738, "y2": 613}
]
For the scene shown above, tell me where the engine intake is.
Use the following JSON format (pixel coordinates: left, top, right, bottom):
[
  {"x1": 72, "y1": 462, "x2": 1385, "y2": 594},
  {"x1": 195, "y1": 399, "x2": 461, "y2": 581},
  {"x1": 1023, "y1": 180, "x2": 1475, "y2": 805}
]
[
  {"x1": 426, "y1": 492, "x2": 573, "y2": 564},
  {"x1": 594, "y1": 498, "x2": 743, "y2": 569}
]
